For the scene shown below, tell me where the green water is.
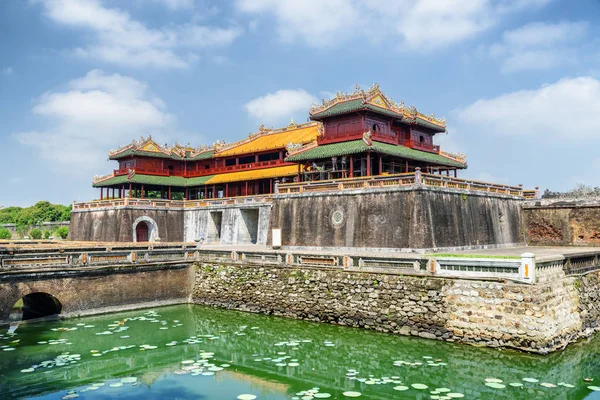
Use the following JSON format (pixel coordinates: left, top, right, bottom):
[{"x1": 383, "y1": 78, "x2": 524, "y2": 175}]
[{"x1": 1, "y1": 305, "x2": 600, "y2": 400}]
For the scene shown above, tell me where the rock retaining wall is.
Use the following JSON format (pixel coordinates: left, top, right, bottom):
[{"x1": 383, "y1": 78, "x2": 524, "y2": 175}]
[{"x1": 193, "y1": 263, "x2": 600, "y2": 353}]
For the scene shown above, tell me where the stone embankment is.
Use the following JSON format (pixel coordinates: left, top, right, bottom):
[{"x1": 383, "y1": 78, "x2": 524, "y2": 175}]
[{"x1": 193, "y1": 264, "x2": 600, "y2": 354}]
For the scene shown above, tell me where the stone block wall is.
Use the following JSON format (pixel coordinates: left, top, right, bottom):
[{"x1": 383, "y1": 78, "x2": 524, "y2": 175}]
[
  {"x1": 192, "y1": 263, "x2": 600, "y2": 354},
  {"x1": 269, "y1": 186, "x2": 524, "y2": 251},
  {"x1": 183, "y1": 205, "x2": 271, "y2": 245},
  {"x1": 70, "y1": 207, "x2": 184, "y2": 242},
  {"x1": 523, "y1": 199, "x2": 600, "y2": 246}
]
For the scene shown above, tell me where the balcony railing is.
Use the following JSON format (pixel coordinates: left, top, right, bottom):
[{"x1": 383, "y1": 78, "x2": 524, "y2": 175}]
[
  {"x1": 72, "y1": 195, "x2": 273, "y2": 210},
  {"x1": 277, "y1": 170, "x2": 539, "y2": 199},
  {"x1": 111, "y1": 159, "x2": 289, "y2": 179}
]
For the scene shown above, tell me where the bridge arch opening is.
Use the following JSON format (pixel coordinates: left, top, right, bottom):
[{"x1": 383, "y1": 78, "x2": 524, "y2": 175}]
[{"x1": 10, "y1": 292, "x2": 62, "y2": 322}]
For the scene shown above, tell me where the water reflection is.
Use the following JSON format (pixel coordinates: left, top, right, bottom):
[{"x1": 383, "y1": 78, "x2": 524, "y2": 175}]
[{"x1": 1, "y1": 304, "x2": 599, "y2": 400}]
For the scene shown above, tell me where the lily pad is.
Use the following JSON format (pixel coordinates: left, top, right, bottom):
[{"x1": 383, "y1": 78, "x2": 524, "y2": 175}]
[
  {"x1": 485, "y1": 382, "x2": 506, "y2": 389},
  {"x1": 509, "y1": 383, "x2": 523, "y2": 387},
  {"x1": 109, "y1": 382, "x2": 123, "y2": 388},
  {"x1": 314, "y1": 394, "x2": 331, "y2": 398},
  {"x1": 540, "y1": 382, "x2": 556, "y2": 388},
  {"x1": 393, "y1": 386, "x2": 409, "y2": 391},
  {"x1": 588, "y1": 386, "x2": 600, "y2": 391},
  {"x1": 342, "y1": 392, "x2": 361, "y2": 397},
  {"x1": 485, "y1": 378, "x2": 503, "y2": 383},
  {"x1": 237, "y1": 395, "x2": 257, "y2": 400},
  {"x1": 523, "y1": 378, "x2": 539, "y2": 383},
  {"x1": 447, "y1": 394, "x2": 464, "y2": 398},
  {"x1": 411, "y1": 383, "x2": 428, "y2": 390}
]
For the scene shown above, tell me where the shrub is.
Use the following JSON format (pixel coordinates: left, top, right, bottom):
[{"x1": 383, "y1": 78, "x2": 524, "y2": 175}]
[
  {"x1": 29, "y1": 228, "x2": 42, "y2": 240},
  {"x1": 0, "y1": 228, "x2": 11, "y2": 239},
  {"x1": 56, "y1": 226, "x2": 69, "y2": 240},
  {"x1": 43, "y1": 230, "x2": 51, "y2": 239}
]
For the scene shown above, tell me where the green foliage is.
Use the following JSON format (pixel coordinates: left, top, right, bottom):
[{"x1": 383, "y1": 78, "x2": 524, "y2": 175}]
[
  {"x1": 0, "y1": 202, "x2": 71, "y2": 232},
  {"x1": 56, "y1": 226, "x2": 69, "y2": 240},
  {"x1": 543, "y1": 183, "x2": 600, "y2": 199},
  {"x1": 29, "y1": 228, "x2": 42, "y2": 240},
  {"x1": 0, "y1": 228, "x2": 11, "y2": 239},
  {"x1": 43, "y1": 230, "x2": 51, "y2": 239}
]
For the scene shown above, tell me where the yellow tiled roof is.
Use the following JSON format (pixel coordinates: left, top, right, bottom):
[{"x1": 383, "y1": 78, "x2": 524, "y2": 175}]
[
  {"x1": 205, "y1": 165, "x2": 299, "y2": 185},
  {"x1": 215, "y1": 123, "x2": 320, "y2": 157}
]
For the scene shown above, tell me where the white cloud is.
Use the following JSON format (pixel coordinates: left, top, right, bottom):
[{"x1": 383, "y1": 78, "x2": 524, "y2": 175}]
[
  {"x1": 14, "y1": 70, "x2": 175, "y2": 174},
  {"x1": 1, "y1": 67, "x2": 12, "y2": 75},
  {"x1": 456, "y1": 76, "x2": 600, "y2": 140},
  {"x1": 236, "y1": 0, "x2": 552, "y2": 50},
  {"x1": 489, "y1": 21, "x2": 588, "y2": 73},
  {"x1": 35, "y1": 0, "x2": 242, "y2": 68},
  {"x1": 244, "y1": 89, "x2": 318, "y2": 123}
]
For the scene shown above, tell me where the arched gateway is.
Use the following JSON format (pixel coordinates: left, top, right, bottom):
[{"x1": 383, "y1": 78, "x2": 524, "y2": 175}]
[{"x1": 132, "y1": 216, "x2": 159, "y2": 242}]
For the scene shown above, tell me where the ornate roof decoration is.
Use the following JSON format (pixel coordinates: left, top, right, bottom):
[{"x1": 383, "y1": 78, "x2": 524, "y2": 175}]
[
  {"x1": 309, "y1": 83, "x2": 446, "y2": 130},
  {"x1": 108, "y1": 136, "x2": 215, "y2": 160}
]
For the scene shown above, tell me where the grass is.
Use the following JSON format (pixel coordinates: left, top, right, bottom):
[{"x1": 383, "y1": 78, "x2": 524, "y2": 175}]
[{"x1": 427, "y1": 253, "x2": 521, "y2": 260}]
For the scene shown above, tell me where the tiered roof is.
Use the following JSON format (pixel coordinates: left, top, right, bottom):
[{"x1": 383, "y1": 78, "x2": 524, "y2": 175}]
[
  {"x1": 108, "y1": 122, "x2": 321, "y2": 162},
  {"x1": 286, "y1": 140, "x2": 466, "y2": 168},
  {"x1": 215, "y1": 122, "x2": 320, "y2": 157},
  {"x1": 309, "y1": 83, "x2": 447, "y2": 132}
]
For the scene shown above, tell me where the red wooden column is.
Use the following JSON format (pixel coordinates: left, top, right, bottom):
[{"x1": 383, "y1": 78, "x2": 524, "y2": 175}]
[
  {"x1": 141, "y1": 185, "x2": 144, "y2": 199},
  {"x1": 349, "y1": 156, "x2": 354, "y2": 177},
  {"x1": 225, "y1": 183, "x2": 229, "y2": 198},
  {"x1": 129, "y1": 183, "x2": 132, "y2": 198},
  {"x1": 245, "y1": 181, "x2": 249, "y2": 196},
  {"x1": 366, "y1": 153, "x2": 371, "y2": 176},
  {"x1": 100, "y1": 188, "x2": 103, "y2": 200},
  {"x1": 269, "y1": 179, "x2": 273, "y2": 193},
  {"x1": 121, "y1": 185, "x2": 124, "y2": 198},
  {"x1": 185, "y1": 188, "x2": 189, "y2": 200},
  {"x1": 204, "y1": 185, "x2": 207, "y2": 199},
  {"x1": 378, "y1": 154, "x2": 383, "y2": 175},
  {"x1": 212, "y1": 185, "x2": 216, "y2": 198}
]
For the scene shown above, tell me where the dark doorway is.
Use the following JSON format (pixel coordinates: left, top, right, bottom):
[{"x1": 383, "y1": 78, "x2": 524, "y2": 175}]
[
  {"x1": 136, "y1": 221, "x2": 149, "y2": 242},
  {"x1": 11, "y1": 293, "x2": 62, "y2": 322}
]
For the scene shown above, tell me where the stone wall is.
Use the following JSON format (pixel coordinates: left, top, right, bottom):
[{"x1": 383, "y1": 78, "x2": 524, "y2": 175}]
[
  {"x1": 269, "y1": 186, "x2": 524, "y2": 251},
  {"x1": 0, "y1": 264, "x2": 193, "y2": 324},
  {"x1": 70, "y1": 207, "x2": 184, "y2": 242},
  {"x1": 183, "y1": 204, "x2": 271, "y2": 245},
  {"x1": 192, "y1": 263, "x2": 600, "y2": 354},
  {"x1": 523, "y1": 199, "x2": 600, "y2": 246}
]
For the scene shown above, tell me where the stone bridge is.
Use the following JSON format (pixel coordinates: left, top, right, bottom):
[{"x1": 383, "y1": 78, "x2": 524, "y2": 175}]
[{"x1": 0, "y1": 243, "x2": 196, "y2": 325}]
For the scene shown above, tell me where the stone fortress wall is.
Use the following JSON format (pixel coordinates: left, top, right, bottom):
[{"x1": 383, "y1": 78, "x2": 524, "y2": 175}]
[
  {"x1": 523, "y1": 198, "x2": 600, "y2": 246},
  {"x1": 70, "y1": 186, "x2": 525, "y2": 251},
  {"x1": 192, "y1": 263, "x2": 600, "y2": 354}
]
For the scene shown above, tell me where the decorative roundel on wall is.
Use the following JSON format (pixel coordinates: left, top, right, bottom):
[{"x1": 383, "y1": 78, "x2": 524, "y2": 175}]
[{"x1": 331, "y1": 209, "x2": 345, "y2": 227}]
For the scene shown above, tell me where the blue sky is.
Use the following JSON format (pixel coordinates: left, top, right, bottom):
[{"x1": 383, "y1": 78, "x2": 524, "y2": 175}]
[{"x1": 1, "y1": 0, "x2": 600, "y2": 207}]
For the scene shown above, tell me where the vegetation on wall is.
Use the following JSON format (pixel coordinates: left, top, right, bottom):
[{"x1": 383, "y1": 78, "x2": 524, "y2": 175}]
[{"x1": 56, "y1": 227, "x2": 69, "y2": 239}]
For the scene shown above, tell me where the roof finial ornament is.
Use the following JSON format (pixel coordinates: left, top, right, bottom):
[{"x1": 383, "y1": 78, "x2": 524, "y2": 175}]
[
  {"x1": 353, "y1": 84, "x2": 361, "y2": 93},
  {"x1": 288, "y1": 118, "x2": 296, "y2": 128}
]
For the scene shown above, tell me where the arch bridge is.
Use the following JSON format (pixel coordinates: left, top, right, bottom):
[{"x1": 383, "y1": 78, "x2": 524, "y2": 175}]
[{"x1": 0, "y1": 243, "x2": 196, "y2": 325}]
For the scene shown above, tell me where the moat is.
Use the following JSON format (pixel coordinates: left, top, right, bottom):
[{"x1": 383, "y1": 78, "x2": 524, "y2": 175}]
[{"x1": 2, "y1": 304, "x2": 600, "y2": 400}]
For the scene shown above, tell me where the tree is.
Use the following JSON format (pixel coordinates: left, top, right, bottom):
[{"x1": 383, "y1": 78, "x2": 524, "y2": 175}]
[
  {"x1": 0, "y1": 228, "x2": 11, "y2": 239},
  {"x1": 29, "y1": 228, "x2": 42, "y2": 240},
  {"x1": 56, "y1": 226, "x2": 69, "y2": 240}
]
